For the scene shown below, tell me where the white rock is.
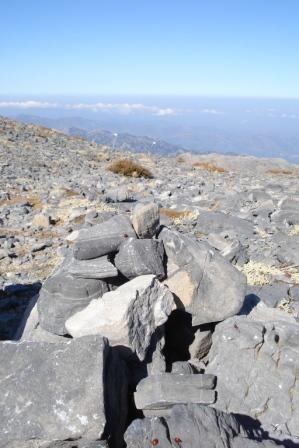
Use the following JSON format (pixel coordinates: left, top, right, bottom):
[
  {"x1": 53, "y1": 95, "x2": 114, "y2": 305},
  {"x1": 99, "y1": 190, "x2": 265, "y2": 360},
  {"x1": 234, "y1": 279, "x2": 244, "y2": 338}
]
[{"x1": 66, "y1": 275, "x2": 176, "y2": 361}]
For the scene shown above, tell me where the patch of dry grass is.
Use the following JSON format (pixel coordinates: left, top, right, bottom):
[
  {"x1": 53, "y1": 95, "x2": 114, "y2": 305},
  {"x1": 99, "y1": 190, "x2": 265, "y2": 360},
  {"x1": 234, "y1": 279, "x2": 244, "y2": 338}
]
[
  {"x1": 160, "y1": 208, "x2": 199, "y2": 225},
  {"x1": 238, "y1": 260, "x2": 299, "y2": 285},
  {"x1": 192, "y1": 162, "x2": 227, "y2": 173},
  {"x1": 289, "y1": 225, "x2": 299, "y2": 236},
  {"x1": 107, "y1": 159, "x2": 153, "y2": 178},
  {"x1": 0, "y1": 194, "x2": 43, "y2": 210},
  {"x1": 266, "y1": 168, "x2": 294, "y2": 175}
]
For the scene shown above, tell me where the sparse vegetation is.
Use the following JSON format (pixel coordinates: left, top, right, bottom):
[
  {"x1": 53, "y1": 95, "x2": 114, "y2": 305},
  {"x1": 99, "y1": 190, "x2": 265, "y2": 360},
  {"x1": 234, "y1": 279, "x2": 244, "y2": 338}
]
[
  {"x1": 267, "y1": 168, "x2": 293, "y2": 175},
  {"x1": 107, "y1": 158, "x2": 153, "y2": 178},
  {"x1": 289, "y1": 225, "x2": 299, "y2": 236},
  {"x1": 192, "y1": 161, "x2": 227, "y2": 173},
  {"x1": 160, "y1": 208, "x2": 199, "y2": 225}
]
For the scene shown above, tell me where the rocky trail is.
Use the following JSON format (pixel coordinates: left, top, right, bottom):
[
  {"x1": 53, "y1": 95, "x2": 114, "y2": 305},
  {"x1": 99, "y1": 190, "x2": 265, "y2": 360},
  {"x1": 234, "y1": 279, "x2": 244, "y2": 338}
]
[{"x1": 0, "y1": 116, "x2": 299, "y2": 447}]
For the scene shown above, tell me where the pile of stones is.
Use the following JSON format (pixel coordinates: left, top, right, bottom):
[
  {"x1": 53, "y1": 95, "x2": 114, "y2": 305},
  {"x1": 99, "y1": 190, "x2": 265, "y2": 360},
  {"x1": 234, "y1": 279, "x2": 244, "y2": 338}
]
[
  {"x1": 1, "y1": 117, "x2": 299, "y2": 448},
  {"x1": 2, "y1": 200, "x2": 298, "y2": 447}
]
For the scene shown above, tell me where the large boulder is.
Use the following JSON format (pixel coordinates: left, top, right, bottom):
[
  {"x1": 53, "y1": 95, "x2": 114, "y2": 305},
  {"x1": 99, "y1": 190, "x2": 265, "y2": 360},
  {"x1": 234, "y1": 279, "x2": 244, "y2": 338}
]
[
  {"x1": 159, "y1": 228, "x2": 246, "y2": 325},
  {"x1": 73, "y1": 214, "x2": 136, "y2": 260},
  {"x1": 0, "y1": 336, "x2": 127, "y2": 447},
  {"x1": 125, "y1": 403, "x2": 280, "y2": 447},
  {"x1": 114, "y1": 238, "x2": 165, "y2": 279},
  {"x1": 206, "y1": 315, "x2": 299, "y2": 440},
  {"x1": 66, "y1": 275, "x2": 175, "y2": 361},
  {"x1": 37, "y1": 261, "x2": 109, "y2": 335}
]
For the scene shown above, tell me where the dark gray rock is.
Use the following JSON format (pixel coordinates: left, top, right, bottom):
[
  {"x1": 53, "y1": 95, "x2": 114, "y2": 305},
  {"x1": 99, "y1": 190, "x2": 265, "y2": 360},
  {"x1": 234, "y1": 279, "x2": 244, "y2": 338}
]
[
  {"x1": 125, "y1": 404, "x2": 279, "y2": 447},
  {"x1": 0, "y1": 336, "x2": 127, "y2": 447},
  {"x1": 73, "y1": 215, "x2": 136, "y2": 260},
  {"x1": 248, "y1": 283, "x2": 290, "y2": 308},
  {"x1": 160, "y1": 228, "x2": 246, "y2": 325},
  {"x1": 114, "y1": 238, "x2": 165, "y2": 279},
  {"x1": 134, "y1": 373, "x2": 216, "y2": 415},
  {"x1": 37, "y1": 264, "x2": 109, "y2": 335},
  {"x1": 206, "y1": 316, "x2": 299, "y2": 439}
]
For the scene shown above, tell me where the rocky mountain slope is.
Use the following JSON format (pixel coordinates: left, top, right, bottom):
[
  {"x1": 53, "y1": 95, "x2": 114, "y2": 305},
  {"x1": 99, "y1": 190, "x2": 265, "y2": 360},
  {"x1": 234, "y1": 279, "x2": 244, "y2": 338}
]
[{"x1": 1, "y1": 116, "x2": 299, "y2": 447}]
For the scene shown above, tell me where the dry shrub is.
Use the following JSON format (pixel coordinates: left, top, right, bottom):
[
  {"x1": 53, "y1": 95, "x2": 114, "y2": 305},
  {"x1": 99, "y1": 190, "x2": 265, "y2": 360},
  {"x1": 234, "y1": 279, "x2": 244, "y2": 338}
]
[
  {"x1": 160, "y1": 208, "x2": 189, "y2": 219},
  {"x1": 193, "y1": 162, "x2": 227, "y2": 173},
  {"x1": 107, "y1": 159, "x2": 152, "y2": 178},
  {"x1": 267, "y1": 168, "x2": 293, "y2": 175},
  {"x1": 0, "y1": 194, "x2": 42, "y2": 210}
]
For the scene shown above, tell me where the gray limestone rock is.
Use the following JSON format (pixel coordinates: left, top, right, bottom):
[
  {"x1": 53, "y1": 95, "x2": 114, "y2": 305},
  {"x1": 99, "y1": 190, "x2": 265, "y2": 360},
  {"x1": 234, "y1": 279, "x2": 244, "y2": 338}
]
[
  {"x1": 206, "y1": 315, "x2": 299, "y2": 439},
  {"x1": 277, "y1": 236, "x2": 299, "y2": 265},
  {"x1": 160, "y1": 227, "x2": 246, "y2": 325},
  {"x1": 134, "y1": 373, "x2": 216, "y2": 414},
  {"x1": 125, "y1": 404, "x2": 279, "y2": 447},
  {"x1": 195, "y1": 211, "x2": 254, "y2": 241},
  {"x1": 37, "y1": 266, "x2": 109, "y2": 335},
  {"x1": 248, "y1": 283, "x2": 289, "y2": 308},
  {"x1": 0, "y1": 336, "x2": 126, "y2": 447},
  {"x1": 105, "y1": 186, "x2": 133, "y2": 203},
  {"x1": 66, "y1": 275, "x2": 175, "y2": 361},
  {"x1": 131, "y1": 202, "x2": 160, "y2": 238},
  {"x1": 73, "y1": 214, "x2": 136, "y2": 260},
  {"x1": 68, "y1": 255, "x2": 118, "y2": 279},
  {"x1": 114, "y1": 238, "x2": 165, "y2": 279}
]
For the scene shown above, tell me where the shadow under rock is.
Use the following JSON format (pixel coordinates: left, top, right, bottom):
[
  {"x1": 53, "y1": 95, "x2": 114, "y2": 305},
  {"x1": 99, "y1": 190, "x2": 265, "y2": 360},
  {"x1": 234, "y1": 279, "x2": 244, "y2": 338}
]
[
  {"x1": 0, "y1": 282, "x2": 41, "y2": 340},
  {"x1": 238, "y1": 293, "x2": 260, "y2": 316},
  {"x1": 234, "y1": 413, "x2": 299, "y2": 448}
]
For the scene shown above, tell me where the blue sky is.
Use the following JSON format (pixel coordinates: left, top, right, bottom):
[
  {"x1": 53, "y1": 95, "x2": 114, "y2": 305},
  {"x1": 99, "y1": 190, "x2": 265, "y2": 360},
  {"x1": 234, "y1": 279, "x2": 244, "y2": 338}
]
[{"x1": 1, "y1": 0, "x2": 299, "y2": 97}]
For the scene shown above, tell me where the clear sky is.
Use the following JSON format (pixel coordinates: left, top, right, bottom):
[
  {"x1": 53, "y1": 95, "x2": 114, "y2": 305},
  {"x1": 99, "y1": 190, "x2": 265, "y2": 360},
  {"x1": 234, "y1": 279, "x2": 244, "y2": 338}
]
[{"x1": 1, "y1": 0, "x2": 299, "y2": 97}]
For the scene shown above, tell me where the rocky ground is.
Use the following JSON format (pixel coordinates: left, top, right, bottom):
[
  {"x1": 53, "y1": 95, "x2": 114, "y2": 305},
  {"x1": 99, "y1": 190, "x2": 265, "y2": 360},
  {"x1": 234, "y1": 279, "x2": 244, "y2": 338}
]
[{"x1": 1, "y1": 116, "x2": 299, "y2": 447}]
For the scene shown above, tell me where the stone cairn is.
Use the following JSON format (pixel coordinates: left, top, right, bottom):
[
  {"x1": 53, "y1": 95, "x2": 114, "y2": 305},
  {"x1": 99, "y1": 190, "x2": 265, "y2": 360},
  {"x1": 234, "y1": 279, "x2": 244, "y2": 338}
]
[{"x1": 2, "y1": 202, "x2": 284, "y2": 448}]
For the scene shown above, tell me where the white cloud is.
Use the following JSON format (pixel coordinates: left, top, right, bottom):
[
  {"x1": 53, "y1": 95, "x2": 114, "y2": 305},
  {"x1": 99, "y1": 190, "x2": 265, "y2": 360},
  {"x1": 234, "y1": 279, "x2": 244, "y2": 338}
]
[
  {"x1": 200, "y1": 108, "x2": 223, "y2": 115},
  {"x1": 66, "y1": 102, "x2": 176, "y2": 116},
  {"x1": 0, "y1": 99, "x2": 177, "y2": 116},
  {"x1": 0, "y1": 100, "x2": 58, "y2": 108}
]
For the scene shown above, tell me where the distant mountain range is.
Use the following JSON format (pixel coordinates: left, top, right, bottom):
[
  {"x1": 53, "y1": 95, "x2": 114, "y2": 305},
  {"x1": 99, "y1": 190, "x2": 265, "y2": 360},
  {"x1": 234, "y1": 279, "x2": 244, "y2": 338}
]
[
  {"x1": 14, "y1": 113, "x2": 299, "y2": 163},
  {"x1": 15, "y1": 115, "x2": 188, "y2": 155}
]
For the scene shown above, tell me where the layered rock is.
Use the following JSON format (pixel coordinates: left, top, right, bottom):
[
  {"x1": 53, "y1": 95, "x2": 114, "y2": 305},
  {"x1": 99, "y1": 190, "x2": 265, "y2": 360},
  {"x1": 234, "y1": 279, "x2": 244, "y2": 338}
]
[
  {"x1": 37, "y1": 264, "x2": 109, "y2": 335},
  {"x1": 73, "y1": 214, "x2": 136, "y2": 260},
  {"x1": 114, "y1": 238, "x2": 165, "y2": 279},
  {"x1": 134, "y1": 373, "x2": 216, "y2": 416}
]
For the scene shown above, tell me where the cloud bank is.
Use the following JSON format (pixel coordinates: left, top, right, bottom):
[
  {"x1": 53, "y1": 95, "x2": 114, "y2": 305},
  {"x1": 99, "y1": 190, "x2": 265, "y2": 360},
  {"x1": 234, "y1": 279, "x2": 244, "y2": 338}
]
[{"x1": 0, "y1": 100, "x2": 176, "y2": 116}]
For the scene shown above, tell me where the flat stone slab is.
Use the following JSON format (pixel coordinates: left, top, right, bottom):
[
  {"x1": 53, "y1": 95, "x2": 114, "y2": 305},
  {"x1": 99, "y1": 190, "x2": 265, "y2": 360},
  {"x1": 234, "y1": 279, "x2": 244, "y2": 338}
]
[
  {"x1": 66, "y1": 275, "x2": 175, "y2": 361},
  {"x1": 134, "y1": 373, "x2": 216, "y2": 411},
  {"x1": 73, "y1": 215, "x2": 136, "y2": 260},
  {"x1": 0, "y1": 336, "x2": 108, "y2": 445},
  {"x1": 68, "y1": 255, "x2": 118, "y2": 279}
]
